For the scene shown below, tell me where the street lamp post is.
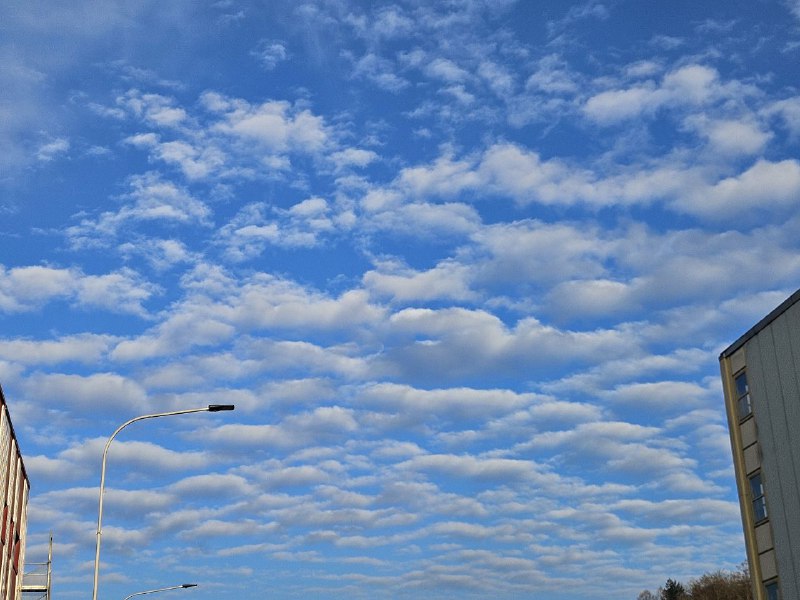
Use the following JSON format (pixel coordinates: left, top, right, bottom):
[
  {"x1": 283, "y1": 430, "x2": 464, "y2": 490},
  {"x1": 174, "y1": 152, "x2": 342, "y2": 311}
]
[
  {"x1": 123, "y1": 584, "x2": 198, "y2": 600},
  {"x1": 92, "y1": 405, "x2": 235, "y2": 600},
  {"x1": 125, "y1": 583, "x2": 197, "y2": 600}
]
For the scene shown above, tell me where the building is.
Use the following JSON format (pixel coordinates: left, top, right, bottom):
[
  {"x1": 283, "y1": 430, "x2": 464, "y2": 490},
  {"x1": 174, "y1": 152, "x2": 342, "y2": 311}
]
[
  {"x1": 0, "y1": 385, "x2": 29, "y2": 600},
  {"x1": 720, "y1": 289, "x2": 800, "y2": 600}
]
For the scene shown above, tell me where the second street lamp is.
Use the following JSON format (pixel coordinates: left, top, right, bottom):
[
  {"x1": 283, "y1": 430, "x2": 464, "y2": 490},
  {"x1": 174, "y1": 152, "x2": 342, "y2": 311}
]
[
  {"x1": 92, "y1": 405, "x2": 234, "y2": 600},
  {"x1": 123, "y1": 584, "x2": 198, "y2": 600}
]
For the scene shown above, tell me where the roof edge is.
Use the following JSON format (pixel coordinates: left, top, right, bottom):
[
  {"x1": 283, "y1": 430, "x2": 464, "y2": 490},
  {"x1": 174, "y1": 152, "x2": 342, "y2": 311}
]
[{"x1": 720, "y1": 288, "x2": 800, "y2": 360}]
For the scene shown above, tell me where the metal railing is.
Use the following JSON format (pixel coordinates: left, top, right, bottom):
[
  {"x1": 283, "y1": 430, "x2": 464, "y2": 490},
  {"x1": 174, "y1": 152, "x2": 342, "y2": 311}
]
[{"x1": 20, "y1": 534, "x2": 51, "y2": 600}]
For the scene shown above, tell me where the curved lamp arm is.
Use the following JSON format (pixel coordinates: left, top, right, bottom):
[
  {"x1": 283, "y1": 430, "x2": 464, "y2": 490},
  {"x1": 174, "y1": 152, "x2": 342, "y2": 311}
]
[
  {"x1": 123, "y1": 584, "x2": 198, "y2": 600},
  {"x1": 91, "y1": 405, "x2": 234, "y2": 600}
]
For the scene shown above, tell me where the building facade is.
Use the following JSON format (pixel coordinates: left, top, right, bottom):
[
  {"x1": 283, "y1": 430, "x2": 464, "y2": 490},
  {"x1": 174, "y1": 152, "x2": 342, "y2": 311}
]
[
  {"x1": 720, "y1": 289, "x2": 800, "y2": 600},
  {"x1": 0, "y1": 386, "x2": 29, "y2": 600}
]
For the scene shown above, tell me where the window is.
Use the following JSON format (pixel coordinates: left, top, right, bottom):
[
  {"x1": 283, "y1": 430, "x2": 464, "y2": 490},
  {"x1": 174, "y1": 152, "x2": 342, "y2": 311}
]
[
  {"x1": 750, "y1": 472, "x2": 768, "y2": 522},
  {"x1": 765, "y1": 580, "x2": 779, "y2": 600},
  {"x1": 735, "y1": 371, "x2": 752, "y2": 420}
]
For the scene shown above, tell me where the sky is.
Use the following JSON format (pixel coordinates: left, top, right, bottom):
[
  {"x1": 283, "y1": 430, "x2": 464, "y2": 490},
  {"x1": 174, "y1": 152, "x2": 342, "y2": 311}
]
[{"x1": 2, "y1": 0, "x2": 800, "y2": 598}]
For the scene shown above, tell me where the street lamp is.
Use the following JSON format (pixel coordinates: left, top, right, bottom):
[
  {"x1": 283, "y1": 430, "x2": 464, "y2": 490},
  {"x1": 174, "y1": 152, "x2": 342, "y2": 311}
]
[
  {"x1": 123, "y1": 584, "x2": 198, "y2": 600},
  {"x1": 92, "y1": 405, "x2": 235, "y2": 600}
]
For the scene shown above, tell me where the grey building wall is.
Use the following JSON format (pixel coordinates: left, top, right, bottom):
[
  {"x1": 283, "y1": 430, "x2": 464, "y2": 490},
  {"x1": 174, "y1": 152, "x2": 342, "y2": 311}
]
[{"x1": 741, "y1": 299, "x2": 800, "y2": 600}]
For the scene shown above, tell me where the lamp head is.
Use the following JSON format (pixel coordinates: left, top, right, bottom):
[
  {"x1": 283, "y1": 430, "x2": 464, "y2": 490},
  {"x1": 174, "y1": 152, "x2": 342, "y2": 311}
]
[
  {"x1": 181, "y1": 584, "x2": 198, "y2": 589},
  {"x1": 207, "y1": 404, "x2": 235, "y2": 412}
]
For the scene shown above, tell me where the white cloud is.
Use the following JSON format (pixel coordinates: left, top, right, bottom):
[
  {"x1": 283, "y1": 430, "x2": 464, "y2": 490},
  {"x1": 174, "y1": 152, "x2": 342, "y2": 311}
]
[
  {"x1": 583, "y1": 64, "x2": 720, "y2": 125},
  {"x1": 470, "y1": 220, "x2": 609, "y2": 286},
  {"x1": 0, "y1": 334, "x2": 114, "y2": 365},
  {"x1": 365, "y1": 201, "x2": 482, "y2": 238},
  {"x1": 19, "y1": 372, "x2": 148, "y2": 414},
  {"x1": 117, "y1": 89, "x2": 188, "y2": 128},
  {"x1": 600, "y1": 381, "x2": 712, "y2": 411},
  {"x1": 119, "y1": 238, "x2": 196, "y2": 271},
  {"x1": 0, "y1": 265, "x2": 74, "y2": 311},
  {"x1": 36, "y1": 137, "x2": 70, "y2": 161},
  {"x1": 676, "y1": 159, "x2": 800, "y2": 218},
  {"x1": 424, "y1": 58, "x2": 470, "y2": 83},
  {"x1": 684, "y1": 116, "x2": 772, "y2": 156},
  {"x1": 218, "y1": 197, "x2": 349, "y2": 256},
  {"x1": 330, "y1": 147, "x2": 379, "y2": 170},
  {"x1": 0, "y1": 264, "x2": 157, "y2": 316},
  {"x1": 205, "y1": 93, "x2": 329, "y2": 153},
  {"x1": 251, "y1": 40, "x2": 289, "y2": 70},
  {"x1": 355, "y1": 383, "x2": 533, "y2": 422},
  {"x1": 766, "y1": 96, "x2": 800, "y2": 139},
  {"x1": 110, "y1": 273, "x2": 385, "y2": 362},
  {"x1": 583, "y1": 84, "x2": 661, "y2": 124},
  {"x1": 205, "y1": 406, "x2": 358, "y2": 449},
  {"x1": 350, "y1": 53, "x2": 410, "y2": 92},
  {"x1": 526, "y1": 55, "x2": 580, "y2": 94},
  {"x1": 363, "y1": 259, "x2": 475, "y2": 302},
  {"x1": 66, "y1": 172, "x2": 212, "y2": 248},
  {"x1": 380, "y1": 307, "x2": 635, "y2": 382}
]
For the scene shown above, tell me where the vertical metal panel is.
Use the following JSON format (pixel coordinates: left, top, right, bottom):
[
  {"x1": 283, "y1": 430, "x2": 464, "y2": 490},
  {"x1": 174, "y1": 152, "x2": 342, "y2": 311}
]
[
  {"x1": 747, "y1": 306, "x2": 800, "y2": 600},
  {"x1": 756, "y1": 522, "x2": 774, "y2": 553},
  {"x1": 746, "y1": 333, "x2": 787, "y2": 596},
  {"x1": 0, "y1": 411, "x2": 8, "y2": 515},
  {"x1": 771, "y1": 304, "x2": 800, "y2": 598},
  {"x1": 15, "y1": 481, "x2": 27, "y2": 600},
  {"x1": 731, "y1": 347, "x2": 746, "y2": 373},
  {"x1": 741, "y1": 417, "x2": 758, "y2": 448},
  {"x1": 760, "y1": 549, "x2": 778, "y2": 581}
]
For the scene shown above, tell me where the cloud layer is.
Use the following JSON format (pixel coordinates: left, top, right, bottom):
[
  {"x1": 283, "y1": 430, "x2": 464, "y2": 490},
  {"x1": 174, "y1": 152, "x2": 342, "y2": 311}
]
[{"x1": 3, "y1": 1, "x2": 800, "y2": 599}]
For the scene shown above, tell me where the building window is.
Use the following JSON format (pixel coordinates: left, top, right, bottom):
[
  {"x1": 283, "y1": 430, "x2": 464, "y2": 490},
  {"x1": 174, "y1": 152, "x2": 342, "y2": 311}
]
[
  {"x1": 750, "y1": 472, "x2": 768, "y2": 522},
  {"x1": 735, "y1": 371, "x2": 752, "y2": 420},
  {"x1": 765, "y1": 580, "x2": 779, "y2": 600}
]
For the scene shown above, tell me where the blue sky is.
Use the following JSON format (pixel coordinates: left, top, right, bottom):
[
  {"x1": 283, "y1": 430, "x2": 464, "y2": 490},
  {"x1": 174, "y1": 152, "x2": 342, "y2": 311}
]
[{"x1": 2, "y1": 0, "x2": 800, "y2": 598}]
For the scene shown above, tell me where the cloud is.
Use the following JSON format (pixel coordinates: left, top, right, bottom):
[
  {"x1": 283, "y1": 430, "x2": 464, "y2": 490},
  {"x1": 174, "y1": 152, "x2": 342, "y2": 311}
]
[
  {"x1": 0, "y1": 334, "x2": 114, "y2": 365},
  {"x1": 19, "y1": 372, "x2": 149, "y2": 415},
  {"x1": 66, "y1": 172, "x2": 212, "y2": 248},
  {"x1": 251, "y1": 40, "x2": 289, "y2": 70},
  {"x1": 217, "y1": 199, "x2": 343, "y2": 255},
  {"x1": 36, "y1": 137, "x2": 70, "y2": 161},
  {"x1": 600, "y1": 381, "x2": 712, "y2": 411},
  {"x1": 354, "y1": 383, "x2": 533, "y2": 423},
  {"x1": 117, "y1": 89, "x2": 189, "y2": 128},
  {"x1": 424, "y1": 58, "x2": 471, "y2": 83},
  {"x1": 526, "y1": 55, "x2": 580, "y2": 94},
  {"x1": 350, "y1": 53, "x2": 410, "y2": 92},
  {"x1": 330, "y1": 147, "x2": 379, "y2": 170},
  {"x1": 582, "y1": 64, "x2": 720, "y2": 125},
  {"x1": 379, "y1": 307, "x2": 636, "y2": 383},
  {"x1": 204, "y1": 92, "x2": 329, "y2": 153},
  {"x1": 685, "y1": 117, "x2": 772, "y2": 156},
  {"x1": 363, "y1": 259, "x2": 475, "y2": 302},
  {"x1": 0, "y1": 265, "x2": 158, "y2": 316},
  {"x1": 766, "y1": 96, "x2": 800, "y2": 139},
  {"x1": 676, "y1": 159, "x2": 800, "y2": 218},
  {"x1": 205, "y1": 406, "x2": 357, "y2": 450}
]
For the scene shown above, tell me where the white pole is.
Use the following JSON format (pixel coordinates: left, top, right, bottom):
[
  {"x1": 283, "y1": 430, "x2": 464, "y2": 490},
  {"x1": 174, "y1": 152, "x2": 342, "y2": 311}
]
[
  {"x1": 123, "y1": 583, "x2": 198, "y2": 600},
  {"x1": 91, "y1": 405, "x2": 234, "y2": 600}
]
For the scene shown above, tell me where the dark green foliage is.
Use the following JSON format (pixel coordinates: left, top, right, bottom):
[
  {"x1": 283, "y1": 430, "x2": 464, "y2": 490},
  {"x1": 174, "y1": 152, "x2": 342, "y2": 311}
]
[{"x1": 662, "y1": 578, "x2": 687, "y2": 600}]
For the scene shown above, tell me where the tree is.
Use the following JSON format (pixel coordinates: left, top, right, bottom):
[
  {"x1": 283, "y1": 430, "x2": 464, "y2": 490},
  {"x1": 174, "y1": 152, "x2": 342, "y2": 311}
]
[
  {"x1": 635, "y1": 564, "x2": 752, "y2": 600},
  {"x1": 688, "y1": 565, "x2": 752, "y2": 600},
  {"x1": 661, "y1": 578, "x2": 687, "y2": 600}
]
